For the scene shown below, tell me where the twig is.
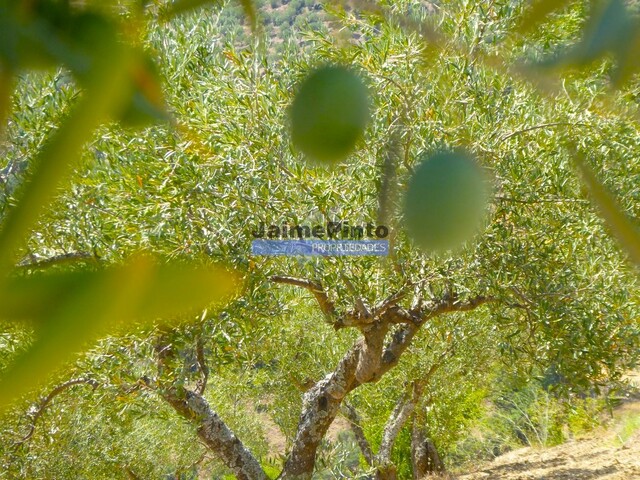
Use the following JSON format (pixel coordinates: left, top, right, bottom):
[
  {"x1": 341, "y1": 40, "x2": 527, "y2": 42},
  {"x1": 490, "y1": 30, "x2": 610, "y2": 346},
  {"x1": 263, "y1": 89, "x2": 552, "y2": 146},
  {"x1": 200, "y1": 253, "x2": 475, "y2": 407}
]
[
  {"x1": 342, "y1": 403, "x2": 374, "y2": 466},
  {"x1": 341, "y1": 274, "x2": 372, "y2": 321},
  {"x1": 195, "y1": 335, "x2": 209, "y2": 395},
  {"x1": 499, "y1": 122, "x2": 590, "y2": 142}
]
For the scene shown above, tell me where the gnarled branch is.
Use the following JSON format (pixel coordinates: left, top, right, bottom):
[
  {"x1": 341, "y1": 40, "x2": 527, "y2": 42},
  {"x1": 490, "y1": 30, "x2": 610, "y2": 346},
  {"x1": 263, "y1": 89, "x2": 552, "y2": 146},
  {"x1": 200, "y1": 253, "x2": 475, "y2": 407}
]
[
  {"x1": 155, "y1": 333, "x2": 267, "y2": 480},
  {"x1": 270, "y1": 275, "x2": 337, "y2": 321},
  {"x1": 163, "y1": 387, "x2": 267, "y2": 480}
]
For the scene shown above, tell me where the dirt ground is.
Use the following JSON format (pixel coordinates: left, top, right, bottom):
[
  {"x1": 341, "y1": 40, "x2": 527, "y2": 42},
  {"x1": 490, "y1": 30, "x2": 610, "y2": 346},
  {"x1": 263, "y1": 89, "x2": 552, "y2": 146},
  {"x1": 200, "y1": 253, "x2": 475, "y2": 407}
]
[{"x1": 458, "y1": 396, "x2": 640, "y2": 480}]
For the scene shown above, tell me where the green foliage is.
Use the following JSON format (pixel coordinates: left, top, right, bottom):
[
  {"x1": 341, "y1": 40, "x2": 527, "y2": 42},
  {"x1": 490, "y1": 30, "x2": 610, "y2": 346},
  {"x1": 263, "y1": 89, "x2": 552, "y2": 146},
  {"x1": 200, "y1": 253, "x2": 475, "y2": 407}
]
[
  {"x1": 615, "y1": 410, "x2": 640, "y2": 445},
  {"x1": 0, "y1": 0, "x2": 240, "y2": 413},
  {"x1": 314, "y1": 431, "x2": 366, "y2": 478},
  {"x1": 539, "y1": 0, "x2": 640, "y2": 86},
  {"x1": 448, "y1": 379, "x2": 608, "y2": 467}
]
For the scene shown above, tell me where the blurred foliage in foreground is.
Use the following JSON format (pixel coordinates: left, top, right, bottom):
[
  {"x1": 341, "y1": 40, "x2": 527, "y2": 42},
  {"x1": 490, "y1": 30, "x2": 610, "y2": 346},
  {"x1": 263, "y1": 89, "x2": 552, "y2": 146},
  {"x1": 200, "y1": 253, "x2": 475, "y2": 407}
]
[{"x1": 0, "y1": 0, "x2": 240, "y2": 412}]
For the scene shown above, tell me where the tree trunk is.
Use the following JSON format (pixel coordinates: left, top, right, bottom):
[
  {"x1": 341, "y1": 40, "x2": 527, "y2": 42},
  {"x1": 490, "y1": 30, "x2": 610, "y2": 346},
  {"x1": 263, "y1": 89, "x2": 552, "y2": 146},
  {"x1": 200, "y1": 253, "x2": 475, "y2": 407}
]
[
  {"x1": 163, "y1": 388, "x2": 268, "y2": 480},
  {"x1": 411, "y1": 420, "x2": 445, "y2": 478},
  {"x1": 269, "y1": 277, "x2": 490, "y2": 478},
  {"x1": 375, "y1": 464, "x2": 398, "y2": 480},
  {"x1": 279, "y1": 346, "x2": 361, "y2": 479}
]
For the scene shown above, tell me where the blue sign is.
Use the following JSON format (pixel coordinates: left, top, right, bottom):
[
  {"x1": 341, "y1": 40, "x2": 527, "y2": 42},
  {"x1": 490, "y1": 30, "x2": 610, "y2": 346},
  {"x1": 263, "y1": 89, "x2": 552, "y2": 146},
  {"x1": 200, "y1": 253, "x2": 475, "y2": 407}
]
[{"x1": 251, "y1": 240, "x2": 389, "y2": 256}]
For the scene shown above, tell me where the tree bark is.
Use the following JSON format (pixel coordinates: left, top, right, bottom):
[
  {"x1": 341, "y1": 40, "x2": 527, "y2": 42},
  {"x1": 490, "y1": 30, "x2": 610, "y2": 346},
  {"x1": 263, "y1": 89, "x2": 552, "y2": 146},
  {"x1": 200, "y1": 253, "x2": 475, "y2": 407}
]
[
  {"x1": 155, "y1": 331, "x2": 267, "y2": 480},
  {"x1": 273, "y1": 278, "x2": 492, "y2": 478},
  {"x1": 378, "y1": 385, "x2": 420, "y2": 465},
  {"x1": 411, "y1": 420, "x2": 445, "y2": 478},
  {"x1": 163, "y1": 388, "x2": 268, "y2": 480},
  {"x1": 279, "y1": 346, "x2": 361, "y2": 479},
  {"x1": 375, "y1": 464, "x2": 398, "y2": 480}
]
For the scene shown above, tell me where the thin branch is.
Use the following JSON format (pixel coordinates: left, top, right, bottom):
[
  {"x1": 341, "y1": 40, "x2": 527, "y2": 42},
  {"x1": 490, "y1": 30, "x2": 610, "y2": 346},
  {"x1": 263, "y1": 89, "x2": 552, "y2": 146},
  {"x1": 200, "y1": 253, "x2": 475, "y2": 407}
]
[
  {"x1": 125, "y1": 466, "x2": 143, "y2": 480},
  {"x1": 342, "y1": 403, "x2": 374, "y2": 466},
  {"x1": 379, "y1": 295, "x2": 494, "y2": 375},
  {"x1": 499, "y1": 122, "x2": 590, "y2": 142},
  {"x1": 14, "y1": 377, "x2": 99, "y2": 447},
  {"x1": 195, "y1": 335, "x2": 209, "y2": 395},
  {"x1": 341, "y1": 274, "x2": 372, "y2": 321},
  {"x1": 495, "y1": 195, "x2": 589, "y2": 205},
  {"x1": 16, "y1": 251, "x2": 98, "y2": 269},
  {"x1": 270, "y1": 275, "x2": 337, "y2": 321},
  {"x1": 373, "y1": 285, "x2": 412, "y2": 318},
  {"x1": 468, "y1": 0, "x2": 495, "y2": 64}
]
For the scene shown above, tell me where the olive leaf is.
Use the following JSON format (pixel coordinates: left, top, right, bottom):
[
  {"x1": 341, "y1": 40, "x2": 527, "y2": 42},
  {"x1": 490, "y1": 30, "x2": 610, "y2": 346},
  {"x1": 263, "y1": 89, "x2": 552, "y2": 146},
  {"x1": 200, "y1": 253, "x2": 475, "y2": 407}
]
[
  {"x1": 572, "y1": 151, "x2": 640, "y2": 267},
  {"x1": 537, "y1": 0, "x2": 640, "y2": 87},
  {"x1": 0, "y1": 257, "x2": 240, "y2": 411}
]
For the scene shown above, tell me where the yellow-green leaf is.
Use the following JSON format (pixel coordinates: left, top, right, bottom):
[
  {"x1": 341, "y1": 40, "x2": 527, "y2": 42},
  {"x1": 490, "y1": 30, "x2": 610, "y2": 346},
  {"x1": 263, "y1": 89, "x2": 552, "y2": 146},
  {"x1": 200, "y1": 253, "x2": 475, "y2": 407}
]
[
  {"x1": 515, "y1": 0, "x2": 574, "y2": 35},
  {"x1": 0, "y1": 257, "x2": 240, "y2": 411},
  {"x1": 573, "y1": 152, "x2": 640, "y2": 266}
]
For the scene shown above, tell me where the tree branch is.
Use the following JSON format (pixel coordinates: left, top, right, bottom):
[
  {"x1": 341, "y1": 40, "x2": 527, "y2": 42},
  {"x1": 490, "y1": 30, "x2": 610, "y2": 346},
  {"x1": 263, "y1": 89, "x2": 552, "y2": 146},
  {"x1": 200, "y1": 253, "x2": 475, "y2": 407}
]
[
  {"x1": 379, "y1": 295, "x2": 493, "y2": 376},
  {"x1": 377, "y1": 382, "x2": 423, "y2": 465},
  {"x1": 14, "y1": 377, "x2": 99, "y2": 447},
  {"x1": 342, "y1": 274, "x2": 372, "y2": 321},
  {"x1": 195, "y1": 335, "x2": 209, "y2": 395},
  {"x1": 499, "y1": 122, "x2": 589, "y2": 142},
  {"x1": 163, "y1": 387, "x2": 268, "y2": 480},
  {"x1": 377, "y1": 348, "x2": 450, "y2": 466},
  {"x1": 281, "y1": 345, "x2": 361, "y2": 478},
  {"x1": 342, "y1": 402, "x2": 374, "y2": 467},
  {"x1": 273, "y1": 290, "x2": 495, "y2": 477},
  {"x1": 270, "y1": 275, "x2": 337, "y2": 321},
  {"x1": 16, "y1": 251, "x2": 98, "y2": 269},
  {"x1": 154, "y1": 333, "x2": 267, "y2": 480}
]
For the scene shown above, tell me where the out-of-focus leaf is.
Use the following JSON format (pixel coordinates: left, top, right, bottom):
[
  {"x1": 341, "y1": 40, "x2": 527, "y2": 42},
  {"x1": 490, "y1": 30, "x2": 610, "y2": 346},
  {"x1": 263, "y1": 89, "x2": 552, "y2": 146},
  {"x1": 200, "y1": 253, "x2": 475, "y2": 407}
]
[
  {"x1": 0, "y1": 256, "x2": 153, "y2": 412},
  {"x1": 0, "y1": 4, "x2": 117, "y2": 73},
  {"x1": 572, "y1": 152, "x2": 640, "y2": 267},
  {"x1": 1, "y1": 259, "x2": 240, "y2": 324},
  {"x1": 238, "y1": 0, "x2": 257, "y2": 31},
  {"x1": 0, "y1": 1, "x2": 62, "y2": 70},
  {"x1": 515, "y1": 0, "x2": 574, "y2": 35},
  {"x1": 65, "y1": 12, "x2": 121, "y2": 81},
  {"x1": 119, "y1": 51, "x2": 171, "y2": 128},
  {"x1": 0, "y1": 5, "x2": 169, "y2": 128},
  {"x1": 0, "y1": 66, "x2": 11, "y2": 137},
  {"x1": 0, "y1": 257, "x2": 240, "y2": 411},
  {"x1": 538, "y1": 0, "x2": 640, "y2": 86},
  {"x1": 0, "y1": 41, "x2": 133, "y2": 276}
]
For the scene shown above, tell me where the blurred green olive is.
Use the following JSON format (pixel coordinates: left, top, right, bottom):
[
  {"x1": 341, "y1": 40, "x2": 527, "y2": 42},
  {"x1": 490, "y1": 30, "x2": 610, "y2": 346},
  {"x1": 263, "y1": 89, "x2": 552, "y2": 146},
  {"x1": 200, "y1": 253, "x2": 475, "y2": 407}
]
[
  {"x1": 404, "y1": 151, "x2": 491, "y2": 252},
  {"x1": 290, "y1": 65, "x2": 369, "y2": 164}
]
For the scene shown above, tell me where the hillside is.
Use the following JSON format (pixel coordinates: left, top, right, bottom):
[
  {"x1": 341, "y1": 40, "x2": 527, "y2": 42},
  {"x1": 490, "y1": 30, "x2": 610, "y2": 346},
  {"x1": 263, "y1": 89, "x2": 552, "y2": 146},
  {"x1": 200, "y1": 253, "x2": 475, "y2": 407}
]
[{"x1": 458, "y1": 390, "x2": 640, "y2": 479}]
